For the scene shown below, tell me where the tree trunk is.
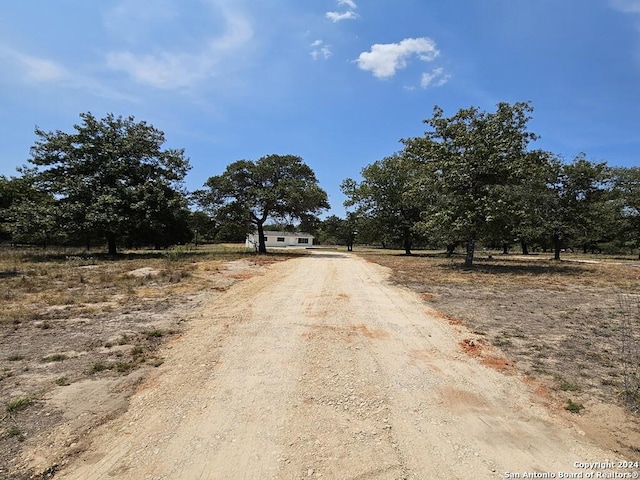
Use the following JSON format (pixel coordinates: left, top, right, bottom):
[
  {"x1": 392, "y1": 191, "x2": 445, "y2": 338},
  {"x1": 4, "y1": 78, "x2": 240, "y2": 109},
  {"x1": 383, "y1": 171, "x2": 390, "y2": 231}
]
[
  {"x1": 257, "y1": 222, "x2": 267, "y2": 254},
  {"x1": 446, "y1": 243, "x2": 457, "y2": 257},
  {"x1": 553, "y1": 230, "x2": 561, "y2": 261},
  {"x1": 107, "y1": 233, "x2": 117, "y2": 256},
  {"x1": 402, "y1": 228, "x2": 412, "y2": 255},
  {"x1": 464, "y1": 237, "x2": 475, "y2": 268},
  {"x1": 502, "y1": 243, "x2": 509, "y2": 255},
  {"x1": 520, "y1": 241, "x2": 529, "y2": 255}
]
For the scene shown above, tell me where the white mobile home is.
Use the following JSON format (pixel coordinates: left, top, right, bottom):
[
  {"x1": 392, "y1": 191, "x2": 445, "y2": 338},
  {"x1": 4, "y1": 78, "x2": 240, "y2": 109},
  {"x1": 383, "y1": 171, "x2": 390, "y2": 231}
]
[{"x1": 245, "y1": 231, "x2": 314, "y2": 249}]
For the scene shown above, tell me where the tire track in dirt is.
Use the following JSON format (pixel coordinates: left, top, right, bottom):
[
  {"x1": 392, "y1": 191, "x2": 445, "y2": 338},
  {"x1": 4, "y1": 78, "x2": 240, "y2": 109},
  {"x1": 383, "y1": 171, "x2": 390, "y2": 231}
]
[{"x1": 58, "y1": 251, "x2": 619, "y2": 479}]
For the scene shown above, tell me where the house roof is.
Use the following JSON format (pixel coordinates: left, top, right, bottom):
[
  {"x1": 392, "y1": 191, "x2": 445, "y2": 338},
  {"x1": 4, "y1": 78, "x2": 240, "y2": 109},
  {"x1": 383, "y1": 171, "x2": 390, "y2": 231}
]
[{"x1": 254, "y1": 231, "x2": 314, "y2": 238}]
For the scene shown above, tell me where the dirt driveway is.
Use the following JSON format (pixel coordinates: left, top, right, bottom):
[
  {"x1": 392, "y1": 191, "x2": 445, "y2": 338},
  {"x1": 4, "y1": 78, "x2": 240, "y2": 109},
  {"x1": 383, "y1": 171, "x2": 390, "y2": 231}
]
[{"x1": 56, "y1": 251, "x2": 623, "y2": 479}]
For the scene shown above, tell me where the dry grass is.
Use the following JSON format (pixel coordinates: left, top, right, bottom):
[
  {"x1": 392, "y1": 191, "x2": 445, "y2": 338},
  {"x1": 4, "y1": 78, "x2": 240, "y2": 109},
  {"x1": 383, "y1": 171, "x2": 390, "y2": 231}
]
[
  {"x1": 0, "y1": 243, "x2": 304, "y2": 479},
  {"x1": 356, "y1": 247, "x2": 640, "y2": 418}
]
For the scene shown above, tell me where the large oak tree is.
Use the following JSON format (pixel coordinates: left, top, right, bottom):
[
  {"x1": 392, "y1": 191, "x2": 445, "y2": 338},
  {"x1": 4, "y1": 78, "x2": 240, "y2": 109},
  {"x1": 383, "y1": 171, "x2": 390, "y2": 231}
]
[
  {"x1": 26, "y1": 113, "x2": 191, "y2": 254},
  {"x1": 403, "y1": 102, "x2": 542, "y2": 266},
  {"x1": 196, "y1": 154, "x2": 329, "y2": 253}
]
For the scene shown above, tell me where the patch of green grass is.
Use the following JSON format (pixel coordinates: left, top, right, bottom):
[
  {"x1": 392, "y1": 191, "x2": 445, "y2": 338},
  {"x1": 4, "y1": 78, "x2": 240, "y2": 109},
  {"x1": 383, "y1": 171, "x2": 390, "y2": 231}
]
[
  {"x1": 559, "y1": 380, "x2": 581, "y2": 392},
  {"x1": 565, "y1": 399, "x2": 585, "y2": 414},
  {"x1": 6, "y1": 397, "x2": 33, "y2": 414}
]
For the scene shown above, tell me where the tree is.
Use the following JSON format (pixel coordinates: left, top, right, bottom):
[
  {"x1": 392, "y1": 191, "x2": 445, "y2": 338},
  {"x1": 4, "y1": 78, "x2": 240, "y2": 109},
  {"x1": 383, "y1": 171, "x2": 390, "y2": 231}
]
[
  {"x1": 612, "y1": 167, "x2": 640, "y2": 255},
  {"x1": 26, "y1": 112, "x2": 191, "y2": 254},
  {"x1": 403, "y1": 102, "x2": 541, "y2": 266},
  {"x1": 545, "y1": 155, "x2": 611, "y2": 260},
  {"x1": 317, "y1": 213, "x2": 358, "y2": 251},
  {"x1": 341, "y1": 152, "x2": 423, "y2": 255},
  {"x1": 196, "y1": 154, "x2": 329, "y2": 253}
]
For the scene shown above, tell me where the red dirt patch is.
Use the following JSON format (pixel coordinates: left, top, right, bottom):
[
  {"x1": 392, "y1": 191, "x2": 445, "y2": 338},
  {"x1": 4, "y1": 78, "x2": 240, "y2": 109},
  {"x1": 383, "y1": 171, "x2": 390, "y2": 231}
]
[
  {"x1": 481, "y1": 355, "x2": 515, "y2": 373},
  {"x1": 428, "y1": 308, "x2": 465, "y2": 326},
  {"x1": 459, "y1": 338, "x2": 485, "y2": 356}
]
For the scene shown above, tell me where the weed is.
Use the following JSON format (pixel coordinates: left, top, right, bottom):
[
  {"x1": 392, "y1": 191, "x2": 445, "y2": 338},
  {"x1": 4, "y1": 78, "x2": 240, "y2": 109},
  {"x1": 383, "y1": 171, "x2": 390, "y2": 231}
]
[
  {"x1": 41, "y1": 354, "x2": 67, "y2": 363},
  {"x1": 5, "y1": 426, "x2": 25, "y2": 442},
  {"x1": 131, "y1": 346, "x2": 145, "y2": 356},
  {"x1": 6, "y1": 354, "x2": 25, "y2": 361},
  {"x1": 565, "y1": 399, "x2": 585, "y2": 414},
  {"x1": 86, "y1": 362, "x2": 111, "y2": 375},
  {"x1": 559, "y1": 380, "x2": 581, "y2": 392},
  {"x1": 6, "y1": 397, "x2": 33, "y2": 414},
  {"x1": 114, "y1": 361, "x2": 134, "y2": 373},
  {"x1": 145, "y1": 328, "x2": 164, "y2": 338}
]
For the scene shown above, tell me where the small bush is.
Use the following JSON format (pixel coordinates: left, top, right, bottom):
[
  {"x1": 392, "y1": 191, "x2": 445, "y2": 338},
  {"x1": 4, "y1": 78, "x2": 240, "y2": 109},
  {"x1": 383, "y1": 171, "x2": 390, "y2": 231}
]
[{"x1": 565, "y1": 399, "x2": 585, "y2": 414}]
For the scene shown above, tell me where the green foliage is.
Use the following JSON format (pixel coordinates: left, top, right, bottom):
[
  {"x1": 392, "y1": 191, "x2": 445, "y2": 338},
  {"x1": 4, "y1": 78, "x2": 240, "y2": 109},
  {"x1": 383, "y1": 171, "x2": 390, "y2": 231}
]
[
  {"x1": 5, "y1": 397, "x2": 32, "y2": 414},
  {"x1": 22, "y1": 112, "x2": 191, "y2": 254},
  {"x1": 402, "y1": 102, "x2": 541, "y2": 265},
  {"x1": 342, "y1": 152, "x2": 423, "y2": 254},
  {"x1": 316, "y1": 214, "x2": 359, "y2": 249},
  {"x1": 196, "y1": 154, "x2": 329, "y2": 253},
  {"x1": 565, "y1": 399, "x2": 585, "y2": 413}
]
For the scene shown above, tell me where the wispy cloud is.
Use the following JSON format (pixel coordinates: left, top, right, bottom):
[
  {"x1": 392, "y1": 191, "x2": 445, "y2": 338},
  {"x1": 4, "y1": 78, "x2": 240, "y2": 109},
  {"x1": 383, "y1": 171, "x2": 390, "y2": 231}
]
[
  {"x1": 310, "y1": 40, "x2": 332, "y2": 60},
  {"x1": 356, "y1": 37, "x2": 440, "y2": 78},
  {"x1": 610, "y1": 0, "x2": 640, "y2": 13},
  {"x1": 3, "y1": 49, "x2": 67, "y2": 82},
  {"x1": 105, "y1": 0, "x2": 254, "y2": 90},
  {"x1": 0, "y1": 45, "x2": 138, "y2": 102},
  {"x1": 338, "y1": 0, "x2": 357, "y2": 9},
  {"x1": 326, "y1": 0, "x2": 359, "y2": 22},
  {"x1": 421, "y1": 67, "x2": 450, "y2": 88}
]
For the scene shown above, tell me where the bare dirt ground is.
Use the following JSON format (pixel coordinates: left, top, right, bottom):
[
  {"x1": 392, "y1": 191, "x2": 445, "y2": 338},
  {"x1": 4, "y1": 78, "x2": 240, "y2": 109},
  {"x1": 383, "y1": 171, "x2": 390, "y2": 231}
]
[
  {"x1": 16, "y1": 250, "x2": 635, "y2": 479},
  {"x1": 0, "y1": 248, "x2": 293, "y2": 480}
]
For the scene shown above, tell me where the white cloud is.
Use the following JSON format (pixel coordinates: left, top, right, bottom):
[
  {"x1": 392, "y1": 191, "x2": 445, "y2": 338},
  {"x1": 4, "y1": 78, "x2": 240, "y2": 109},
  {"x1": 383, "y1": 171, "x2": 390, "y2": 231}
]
[
  {"x1": 326, "y1": 0, "x2": 358, "y2": 22},
  {"x1": 0, "y1": 45, "x2": 138, "y2": 102},
  {"x1": 610, "y1": 0, "x2": 640, "y2": 13},
  {"x1": 421, "y1": 67, "x2": 451, "y2": 88},
  {"x1": 326, "y1": 11, "x2": 358, "y2": 22},
  {"x1": 0, "y1": 46, "x2": 67, "y2": 82},
  {"x1": 310, "y1": 40, "x2": 332, "y2": 60},
  {"x1": 356, "y1": 37, "x2": 440, "y2": 78},
  {"x1": 105, "y1": 0, "x2": 254, "y2": 90},
  {"x1": 338, "y1": 0, "x2": 358, "y2": 9}
]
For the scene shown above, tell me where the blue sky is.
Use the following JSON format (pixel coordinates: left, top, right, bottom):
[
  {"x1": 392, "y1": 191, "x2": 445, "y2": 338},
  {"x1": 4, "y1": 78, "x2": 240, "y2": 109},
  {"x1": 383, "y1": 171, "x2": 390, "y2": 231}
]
[{"x1": 1, "y1": 0, "x2": 639, "y2": 216}]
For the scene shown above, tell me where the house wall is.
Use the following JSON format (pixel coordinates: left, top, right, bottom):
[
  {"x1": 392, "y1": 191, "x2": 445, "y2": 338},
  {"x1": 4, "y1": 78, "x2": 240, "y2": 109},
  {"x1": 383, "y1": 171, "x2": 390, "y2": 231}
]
[{"x1": 245, "y1": 232, "x2": 313, "y2": 248}]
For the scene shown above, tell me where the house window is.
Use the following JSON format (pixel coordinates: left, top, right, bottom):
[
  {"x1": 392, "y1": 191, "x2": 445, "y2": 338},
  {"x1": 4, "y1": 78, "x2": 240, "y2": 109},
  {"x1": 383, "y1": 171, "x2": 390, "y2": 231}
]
[
  {"x1": 297, "y1": 238, "x2": 309, "y2": 244},
  {"x1": 277, "y1": 237, "x2": 285, "y2": 242}
]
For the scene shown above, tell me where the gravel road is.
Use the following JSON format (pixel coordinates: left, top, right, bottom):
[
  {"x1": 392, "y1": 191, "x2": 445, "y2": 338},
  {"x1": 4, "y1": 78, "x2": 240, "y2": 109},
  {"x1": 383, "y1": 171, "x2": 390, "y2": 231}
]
[{"x1": 58, "y1": 251, "x2": 618, "y2": 479}]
